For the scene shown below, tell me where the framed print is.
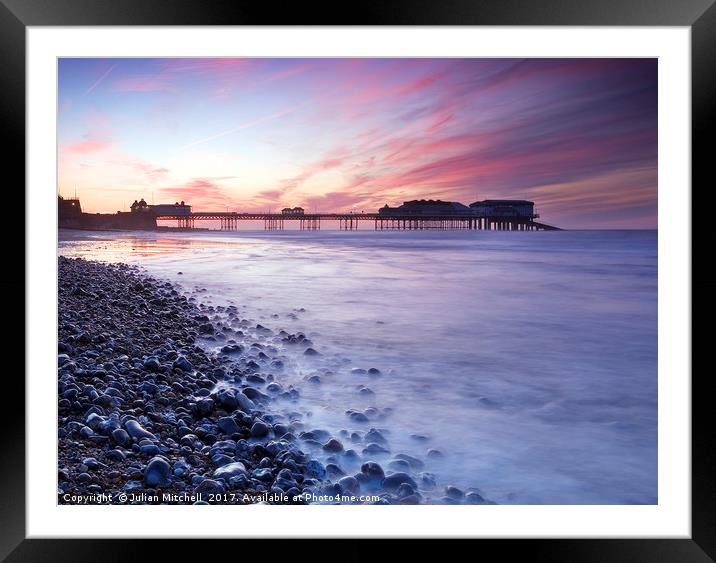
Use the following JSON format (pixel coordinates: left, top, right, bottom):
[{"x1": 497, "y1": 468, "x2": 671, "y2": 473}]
[{"x1": 4, "y1": 0, "x2": 709, "y2": 560}]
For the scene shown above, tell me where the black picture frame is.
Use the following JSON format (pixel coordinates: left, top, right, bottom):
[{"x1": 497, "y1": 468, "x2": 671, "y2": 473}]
[{"x1": 3, "y1": 0, "x2": 708, "y2": 559}]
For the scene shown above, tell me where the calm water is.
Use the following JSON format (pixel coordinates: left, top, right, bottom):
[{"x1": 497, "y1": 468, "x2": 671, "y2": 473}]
[{"x1": 59, "y1": 229, "x2": 658, "y2": 504}]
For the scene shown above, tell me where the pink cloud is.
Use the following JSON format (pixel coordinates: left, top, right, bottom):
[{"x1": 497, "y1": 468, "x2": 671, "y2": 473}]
[
  {"x1": 425, "y1": 112, "x2": 454, "y2": 134},
  {"x1": 64, "y1": 140, "x2": 112, "y2": 154},
  {"x1": 109, "y1": 159, "x2": 169, "y2": 182},
  {"x1": 160, "y1": 178, "x2": 228, "y2": 209},
  {"x1": 278, "y1": 149, "x2": 351, "y2": 192},
  {"x1": 59, "y1": 58, "x2": 657, "y2": 227},
  {"x1": 59, "y1": 99, "x2": 73, "y2": 115},
  {"x1": 302, "y1": 190, "x2": 369, "y2": 213},
  {"x1": 398, "y1": 73, "x2": 443, "y2": 96},
  {"x1": 112, "y1": 76, "x2": 173, "y2": 93},
  {"x1": 159, "y1": 58, "x2": 253, "y2": 75}
]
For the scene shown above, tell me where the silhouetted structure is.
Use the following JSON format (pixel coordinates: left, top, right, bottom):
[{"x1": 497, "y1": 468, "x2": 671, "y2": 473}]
[
  {"x1": 379, "y1": 199, "x2": 473, "y2": 216},
  {"x1": 281, "y1": 207, "x2": 305, "y2": 216},
  {"x1": 59, "y1": 196, "x2": 156, "y2": 230},
  {"x1": 130, "y1": 199, "x2": 192, "y2": 216},
  {"x1": 469, "y1": 199, "x2": 536, "y2": 218},
  {"x1": 58, "y1": 195, "x2": 82, "y2": 216},
  {"x1": 58, "y1": 195, "x2": 86, "y2": 228},
  {"x1": 60, "y1": 196, "x2": 560, "y2": 232},
  {"x1": 130, "y1": 198, "x2": 149, "y2": 212},
  {"x1": 147, "y1": 201, "x2": 192, "y2": 217}
]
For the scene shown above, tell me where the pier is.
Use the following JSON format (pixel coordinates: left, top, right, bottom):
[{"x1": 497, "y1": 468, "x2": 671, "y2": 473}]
[
  {"x1": 59, "y1": 196, "x2": 562, "y2": 232},
  {"x1": 156, "y1": 212, "x2": 561, "y2": 231}
]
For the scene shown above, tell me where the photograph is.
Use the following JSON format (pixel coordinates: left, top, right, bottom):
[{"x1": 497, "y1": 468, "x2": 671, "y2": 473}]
[{"x1": 56, "y1": 56, "x2": 658, "y2": 507}]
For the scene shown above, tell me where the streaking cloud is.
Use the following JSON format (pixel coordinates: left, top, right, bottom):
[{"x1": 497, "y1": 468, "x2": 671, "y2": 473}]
[{"x1": 58, "y1": 58, "x2": 657, "y2": 228}]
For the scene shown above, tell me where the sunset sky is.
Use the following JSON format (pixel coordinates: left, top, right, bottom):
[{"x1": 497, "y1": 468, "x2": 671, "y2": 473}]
[{"x1": 58, "y1": 58, "x2": 657, "y2": 229}]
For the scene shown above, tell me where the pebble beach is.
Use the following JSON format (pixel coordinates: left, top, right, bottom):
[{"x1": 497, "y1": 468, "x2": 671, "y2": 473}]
[{"x1": 58, "y1": 256, "x2": 488, "y2": 505}]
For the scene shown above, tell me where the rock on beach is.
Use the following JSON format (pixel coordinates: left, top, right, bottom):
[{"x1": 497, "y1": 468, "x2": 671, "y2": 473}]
[
  {"x1": 56, "y1": 256, "x2": 493, "y2": 507},
  {"x1": 56, "y1": 257, "x2": 319, "y2": 506}
]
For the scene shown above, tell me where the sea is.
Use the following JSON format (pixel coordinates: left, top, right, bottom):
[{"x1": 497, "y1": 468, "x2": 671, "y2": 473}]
[{"x1": 58, "y1": 228, "x2": 658, "y2": 504}]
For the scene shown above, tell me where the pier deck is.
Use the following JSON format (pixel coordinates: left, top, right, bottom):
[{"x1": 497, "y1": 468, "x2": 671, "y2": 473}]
[{"x1": 156, "y1": 212, "x2": 561, "y2": 231}]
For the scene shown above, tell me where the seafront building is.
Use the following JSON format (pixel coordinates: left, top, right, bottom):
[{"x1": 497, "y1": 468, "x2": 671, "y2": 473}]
[
  {"x1": 281, "y1": 207, "x2": 305, "y2": 216},
  {"x1": 58, "y1": 195, "x2": 83, "y2": 217},
  {"x1": 378, "y1": 199, "x2": 474, "y2": 216},
  {"x1": 379, "y1": 198, "x2": 536, "y2": 218},
  {"x1": 130, "y1": 199, "x2": 192, "y2": 216},
  {"x1": 469, "y1": 199, "x2": 536, "y2": 218},
  {"x1": 59, "y1": 196, "x2": 192, "y2": 230}
]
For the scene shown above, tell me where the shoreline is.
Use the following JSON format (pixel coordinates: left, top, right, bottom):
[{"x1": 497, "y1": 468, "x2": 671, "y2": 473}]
[
  {"x1": 58, "y1": 257, "x2": 483, "y2": 505},
  {"x1": 58, "y1": 256, "x2": 323, "y2": 505}
]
